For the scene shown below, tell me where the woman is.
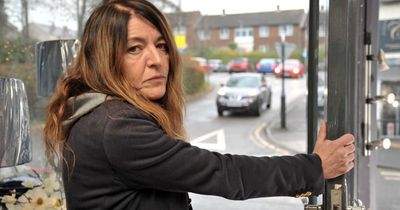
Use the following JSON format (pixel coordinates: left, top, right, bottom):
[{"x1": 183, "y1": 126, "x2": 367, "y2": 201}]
[{"x1": 44, "y1": 0, "x2": 355, "y2": 209}]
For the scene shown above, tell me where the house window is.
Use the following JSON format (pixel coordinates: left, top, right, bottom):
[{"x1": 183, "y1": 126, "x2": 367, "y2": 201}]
[
  {"x1": 219, "y1": 28, "x2": 230, "y2": 40},
  {"x1": 259, "y1": 45, "x2": 269, "y2": 52},
  {"x1": 259, "y1": 26, "x2": 269, "y2": 37},
  {"x1": 279, "y1": 24, "x2": 294, "y2": 37},
  {"x1": 173, "y1": 26, "x2": 186, "y2": 35},
  {"x1": 198, "y1": 29, "x2": 211, "y2": 40},
  {"x1": 235, "y1": 27, "x2": 253, "y2": 38}
]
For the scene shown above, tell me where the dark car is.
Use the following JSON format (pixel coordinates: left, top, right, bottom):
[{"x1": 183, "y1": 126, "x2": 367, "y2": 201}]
[
  {"x1": 208, "y1": 59, "x2": 226, "y2": 72},
  {"x1": 274, "y1": 59, "x2": 304, "y2": 78},
  {"x1": 227, "y1": 58, "x2": 253, "y2": 73},
  {"x1": 216, "y1": 73, "x2": 272, "y2": 116},
  {"x1": 256, "y1": 58, "x2": 279, "y2": 73}
]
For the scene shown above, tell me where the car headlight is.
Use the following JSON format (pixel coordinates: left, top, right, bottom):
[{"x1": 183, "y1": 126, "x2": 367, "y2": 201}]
[
  {"x1": 275, "y1": 68, "x2": 281, "y2": 73},
  {"x1": 293, "y1": 68, "x2": 300, "y2": 74},
  {"x1": 248, "y1": 89, "x2": 258, "y2": 97},
  {"x1": 217, "y1": 88, "x2": 226, "y2": 96}
]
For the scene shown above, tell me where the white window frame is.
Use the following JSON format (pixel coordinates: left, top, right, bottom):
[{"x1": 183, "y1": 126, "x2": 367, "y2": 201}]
[
  {"x1": 198, "y1": 29, "x2": 211, "y2": 40},
  {"x1": 279, "y1": 24, "x2": 294, "y2": 37},
  {"x1": 259, "y1": 26, "x2": 269, "y2": 37},
  {"x1": 219, "y1": 28, "x2": 230, "y2": 40},
  {"x1": 234, "y1": 27, "x2": 254, "y2": 38}
]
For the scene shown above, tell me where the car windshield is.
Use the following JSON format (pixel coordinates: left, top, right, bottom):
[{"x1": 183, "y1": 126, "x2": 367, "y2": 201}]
[
  {"x1": 260, "y1": 59, "x2": 275, "y2": 64},
  {"x1": 226, "y1": 76, "x2": 260, "y2": 88},
  {"x1": 284, "y1": 60, "x2": 300, "y2": 67},
  {"x1": 232, "y1": 58, "x2": 246, "y2": 63}
]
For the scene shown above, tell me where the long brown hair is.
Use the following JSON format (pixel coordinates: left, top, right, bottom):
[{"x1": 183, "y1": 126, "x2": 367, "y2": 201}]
[{"x1": 44, "y1": 0, "x2": 186, "y2": 164}]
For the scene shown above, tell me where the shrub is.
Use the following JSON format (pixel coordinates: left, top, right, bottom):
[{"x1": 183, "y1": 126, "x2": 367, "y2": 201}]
[{"x1": 181, "y1": 55, "x2": 206, "y2": 96}]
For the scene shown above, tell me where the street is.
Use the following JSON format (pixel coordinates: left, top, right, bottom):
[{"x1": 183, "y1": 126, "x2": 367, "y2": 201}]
[{"x1": 185, "y1": 72, "x2": 308, "y2": 210}]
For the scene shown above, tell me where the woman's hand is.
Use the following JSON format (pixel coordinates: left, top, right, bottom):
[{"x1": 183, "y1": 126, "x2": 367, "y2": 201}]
[{"x1": 313, "y1": 121, "x2": 355, "y2": 179}]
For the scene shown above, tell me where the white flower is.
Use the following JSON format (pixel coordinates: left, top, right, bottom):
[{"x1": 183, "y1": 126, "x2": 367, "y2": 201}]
[
  {"x1": 42, "y1": 172, "x2": 60, "y2": 195},
  {"x1": 46, "y1": 196, "x2": 63, "y2": 210},
  {"x1": 5, "y1": 203, "x2": 23, "y2": 210},
  {"x1": 1, "y1": 193, "x2": 17, "y2": 204},
  {"x1": 21, "y1": 180, "x2": 35, "y2": 188},
  {"x1": 17, "y1": 187, "x2": 50, "y2": 210},
  {"x1": 2, "y1": 167, "x2": 65, "y2": 210}
]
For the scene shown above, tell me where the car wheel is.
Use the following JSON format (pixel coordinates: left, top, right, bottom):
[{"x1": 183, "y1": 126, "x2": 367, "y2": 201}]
[
  {"x1": 217, "y1": 108, "x2": 224, "y2": 117},
  {"x1": 267, "y1": 93, "x2": 272, "y2": 109},
  {"x1": 252, "y1": 99, "x2": 262, "y2": 116}
]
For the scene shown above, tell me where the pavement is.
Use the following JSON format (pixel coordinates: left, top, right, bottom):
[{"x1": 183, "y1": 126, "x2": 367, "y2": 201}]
[{"x1": 265, "y1": 94, "x2": 308, "y2": 155}]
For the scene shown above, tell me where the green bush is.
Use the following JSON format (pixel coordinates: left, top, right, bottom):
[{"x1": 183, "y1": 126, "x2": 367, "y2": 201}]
[
  {"x1": 289, "y1": 49, "x2": 303, "y2": 62},
  {"x1": 182, "y1": 55, "x2": 206, "y2": 96},
  {"x1": 208, "y1": 47, "x2": 239, "y2": 64},
  {"x1": 244, "y1": 50, "x2": 279, "y2": 66},
  {"x1": 0, "y1": 38, "x2": 36, "y2": 64}
]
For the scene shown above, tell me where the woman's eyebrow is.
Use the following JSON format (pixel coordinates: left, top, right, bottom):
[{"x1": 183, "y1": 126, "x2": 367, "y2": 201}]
[{"x1": 127, "y1": 35, "x2": 165, "y2": 44}]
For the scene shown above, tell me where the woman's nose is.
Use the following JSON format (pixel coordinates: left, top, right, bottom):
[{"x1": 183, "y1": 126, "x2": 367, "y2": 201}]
[{"x1": 146, "y1": 45, "x2": 161, "y2": 67}]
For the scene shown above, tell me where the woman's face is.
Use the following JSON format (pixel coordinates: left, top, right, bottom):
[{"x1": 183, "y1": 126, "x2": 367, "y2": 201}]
[{"x1": 122, "y1": 14, "x2": 169, "y2": 101}]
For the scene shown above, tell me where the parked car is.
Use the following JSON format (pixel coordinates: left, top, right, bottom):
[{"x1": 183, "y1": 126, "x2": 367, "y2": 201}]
[
  {"x1": 256, "y1": 58, "x2": 279, "y2": 73},
  {"x1": 192, "y1": 57, "x2": 211, "y2": 72},
  {"x1": 208, "y1": 59, "x2": 226, "y2": 72},
  {"x1": 274, "y1": 59, "x2": 304, "y2": 78},
  {"x1": 227, "y1": 57, "x2": 253, "y2": 73},
  {"x1": 216, "y1": 73, "x2": 272, "y2": 116}
]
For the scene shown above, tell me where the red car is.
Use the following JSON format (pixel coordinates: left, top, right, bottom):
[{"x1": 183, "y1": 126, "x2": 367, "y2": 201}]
[
  {"x1": 192, "y1": 57, "x2": 211, "y2": 73},
  {"x1": 227, "y1": 58, "x2": 253, "y2": 73},
  {"x1": 274, "y1": 59, "x2": 304, "y2": 78}
]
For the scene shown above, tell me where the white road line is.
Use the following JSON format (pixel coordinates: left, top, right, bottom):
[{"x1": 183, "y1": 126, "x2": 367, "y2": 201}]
[{"x1": 190, "y1": 129, "x2": 226, "y2": 151}]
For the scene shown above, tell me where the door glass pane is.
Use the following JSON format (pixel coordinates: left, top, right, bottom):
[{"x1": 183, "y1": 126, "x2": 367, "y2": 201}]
[
  {"x1": 376, "y1": 1, "x2": 400, "y2": 209},
  {"x1": 0, "y1": 1, "x2": 314, "y2": 209}
]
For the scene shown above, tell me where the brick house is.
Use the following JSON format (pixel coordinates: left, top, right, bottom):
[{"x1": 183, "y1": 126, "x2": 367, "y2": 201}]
[
  {"x1": 165, "y1": 11, "x2": 202, "y2": 50},
  {"x1": 165, "y1": 9, "x2": 306, "y2": 53}
]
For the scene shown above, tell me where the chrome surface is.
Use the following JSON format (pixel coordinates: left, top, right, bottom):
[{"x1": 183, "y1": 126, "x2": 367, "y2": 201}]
[
  {"x1": 35, "y1": 39, "x2": 79, "y2": 97},
  {"x1": 0, "y1": 78, "x2": 32, "y2": 168}
]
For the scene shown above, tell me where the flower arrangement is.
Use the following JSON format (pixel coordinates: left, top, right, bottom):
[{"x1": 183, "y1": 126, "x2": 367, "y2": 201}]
[{"x1": 0, "y1": 166, "x2": 66, "y2": 210}]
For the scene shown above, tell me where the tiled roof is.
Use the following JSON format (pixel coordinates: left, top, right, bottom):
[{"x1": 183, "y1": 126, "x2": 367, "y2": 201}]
[
  {"x1": 196, "y1": 9, "x2": 305, "y2": 29},
  {"x1": 164, "y1": 11, "x2": 202, "y2": 26}
]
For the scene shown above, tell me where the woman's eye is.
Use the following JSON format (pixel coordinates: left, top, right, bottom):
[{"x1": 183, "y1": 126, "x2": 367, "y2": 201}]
[
  {"x1": 157, "y1": 43, "x2": 168, "y2": 53},
  {"x1": 127, "y1": 46, "x2": 141, "y2": 54}
]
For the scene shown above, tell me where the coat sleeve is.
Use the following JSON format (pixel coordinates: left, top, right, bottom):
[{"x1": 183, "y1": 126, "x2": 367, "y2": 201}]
[{"x1": 102, "y1": 105, "x2": 324, "y2": 200}]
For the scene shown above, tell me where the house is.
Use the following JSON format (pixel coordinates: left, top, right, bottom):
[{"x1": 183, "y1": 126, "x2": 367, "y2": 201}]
[{"x1": 165, "y1": 9, "x2": 306, "y2": 53}]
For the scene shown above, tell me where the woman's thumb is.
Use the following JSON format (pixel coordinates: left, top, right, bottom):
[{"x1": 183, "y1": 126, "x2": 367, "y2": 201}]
[{"x1": 317, "y1": 121, "x2": 327, "y2": 142}]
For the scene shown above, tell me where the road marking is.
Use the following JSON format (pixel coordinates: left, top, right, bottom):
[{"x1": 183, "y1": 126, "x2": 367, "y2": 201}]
[
  {"x1": 190, "y1": 129, "x2": 226, "y2": 151},
  {"x1": 252, "y1": 122, "x2": 291, "y2": 155}
]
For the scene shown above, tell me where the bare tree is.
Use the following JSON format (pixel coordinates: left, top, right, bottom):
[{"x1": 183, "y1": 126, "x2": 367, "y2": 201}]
[
  {"x1": 62, "y1": 0, "x2": 101, "y2": 37},
  {"x1": 0, "y1": 0, "x2": 7, "y2": 38},
  {"x1": 21, "y1": 0, "x2": 29, "y2": 40},
  {"x1": 76, "y1": 0, "x2": 88, "y2": 36}
]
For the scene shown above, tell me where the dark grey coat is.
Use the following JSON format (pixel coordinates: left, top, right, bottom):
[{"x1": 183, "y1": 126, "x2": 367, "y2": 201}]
[{"x1": 62, "y1": 94, "x2": 324, "y2": 210}]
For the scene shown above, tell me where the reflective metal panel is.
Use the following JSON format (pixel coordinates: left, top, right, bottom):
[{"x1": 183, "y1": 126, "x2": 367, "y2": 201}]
[
  {"x1": 0, "y1": 78, "x2": 32, "y2": 168},
  {"x1": 35, "y1": 39, "x2": 79, "y2": 97}
]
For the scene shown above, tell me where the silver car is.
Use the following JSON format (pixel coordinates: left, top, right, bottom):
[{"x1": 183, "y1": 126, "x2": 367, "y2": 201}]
[{"x1": 216, "y1": 73, "x2": 272, "y2": 116}]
